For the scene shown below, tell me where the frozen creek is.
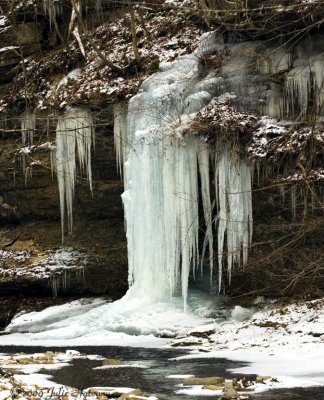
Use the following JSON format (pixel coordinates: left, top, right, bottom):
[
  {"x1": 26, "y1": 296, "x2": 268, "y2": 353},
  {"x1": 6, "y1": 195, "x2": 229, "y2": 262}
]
[{"x1": 1, "y1": 345, "x2": 324, "y2": 400}]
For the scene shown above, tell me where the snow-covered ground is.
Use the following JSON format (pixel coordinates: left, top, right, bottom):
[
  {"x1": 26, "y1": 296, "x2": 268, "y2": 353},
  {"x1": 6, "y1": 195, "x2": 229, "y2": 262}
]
[
  {"x1": 172, "y1": 298, "x2": 324, "y2": 393},
  {"x1": 1, "y1": 296, "x2": 324, "y2": 396}
]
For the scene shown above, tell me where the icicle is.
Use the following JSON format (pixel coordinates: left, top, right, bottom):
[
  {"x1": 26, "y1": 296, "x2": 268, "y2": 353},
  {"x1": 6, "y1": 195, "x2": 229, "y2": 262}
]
[
  {"x1": 43, "y1": 0, "x2": 62, "y2": 27},
  {"x1": 20, "y1": 110, "x2": 35, "y2": 145},
  {"x1": 285, "y1": 65, "x2": 311, "y2": 116},
  {"x1": 95, "y1": 0, "x2": 102, "y2": 17},
  {"x1": 113, "y1": 102, "x2": 128, "y2": 180},
  {"x1": 280, "y1": 183, "x2": 286, "y2": 204},
  {"x1": 49, "y1": 273, "x2": 60, "y2": 297},
  {"x1": 311, "y1": 55, "x2": 324, "y2": 114},
  {"x1": 264, "y1": 83, "x2": 285, "y2": 118},
  {"x1": 55, "y1": 107, "x2": 94, "y2": 243},
  {"x1": 198, "y1": 141, "x2": 214, "y2": 282},
  {"x1": 256, "y1": 162, "x2": 260, "y2": 185},
  {"x1": 49, "y1": 143, "x2": 56, "y2": 179},
  {"x1": 215, "y1": 150, "x2": 253, "y2": 289},
  {"x1": 24, "y1": 166, "x2": 32, "y2": 187}
]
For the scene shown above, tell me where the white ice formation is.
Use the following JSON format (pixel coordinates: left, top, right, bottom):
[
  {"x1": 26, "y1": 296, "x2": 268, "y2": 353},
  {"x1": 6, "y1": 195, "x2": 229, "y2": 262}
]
[
  {"x1": 20, "y1": 110, "x2": 35, "y2": 145},
  {"x1": 43, "y1": 0, "x2": 63, "y2": 27},
  {"x1": 19, "y1": 111, "x2": 36, "y2": 185},
  {"x1": 115, "y1": 31, "x2": 253, "y2": 307},
  {"x1": 55, "y1": 107, "x2": 94, "y2": 242}
]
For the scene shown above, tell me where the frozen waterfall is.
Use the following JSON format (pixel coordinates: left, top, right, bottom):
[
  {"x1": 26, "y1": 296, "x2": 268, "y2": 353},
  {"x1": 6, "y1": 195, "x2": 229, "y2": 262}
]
[
  {"x1": 55, "y1": 107, "x2": 94, "y2": 242},
  {"x1": 115, "y1": 31, "x2": 253, "y2": 306},
  {"x1": 5, "y1": 31, "x2": 254, "y2": 341}
]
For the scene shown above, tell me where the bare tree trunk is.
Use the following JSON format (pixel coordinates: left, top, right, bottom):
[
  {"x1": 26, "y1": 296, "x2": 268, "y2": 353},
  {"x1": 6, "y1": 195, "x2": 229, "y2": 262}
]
[
  {"x1": 127, "y1": 0, "x2": 141, "y2": 63},
  {"x1": 199, "y1": 0, "x2": 211, "y2": 28},
  {"x1": 70, "y1": 0, "x2": 123, "y2": 73},
  {"x1": 51, "y1": 10, "x2": 71, "y2": 55},
  {"x1": 138, "y1": 5, "x2": 150, "y2": 40}
]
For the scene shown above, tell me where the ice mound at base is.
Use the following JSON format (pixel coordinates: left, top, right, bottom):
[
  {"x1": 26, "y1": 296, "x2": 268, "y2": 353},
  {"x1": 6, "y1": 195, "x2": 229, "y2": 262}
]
[{"x1": 5, "y1": 289, "x2": 224, "y2": 343}]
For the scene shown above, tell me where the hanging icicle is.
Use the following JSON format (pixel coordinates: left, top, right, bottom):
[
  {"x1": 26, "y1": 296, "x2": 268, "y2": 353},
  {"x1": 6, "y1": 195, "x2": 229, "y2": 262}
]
[
  {"x1": 20, "y1": 110, "x2": 35, "y2": 146},
  {"x1": 43, "y1": 0, "x2": 62, "y2": 27},
  {"x1": 215, "y1": 149, "x2": 253, "y2": 290},
  {"x1": 285, "y1": 65, "x2": 311, "y2": 116},
  {"x1": 198, "y1": 142, "x2": 214, "y2": 282},
  {"x1": 113, "y1": 102, "x2": 129, "y2": 181},
  {"x1": 311, "y1": 55, "x2": 324, "y2": 114}
]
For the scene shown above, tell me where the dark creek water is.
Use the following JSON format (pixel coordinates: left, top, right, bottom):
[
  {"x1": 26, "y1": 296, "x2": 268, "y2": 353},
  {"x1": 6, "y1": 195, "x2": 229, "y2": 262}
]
[{"x1": 0, "y1": 346, "x2": 324, "y2": 400}]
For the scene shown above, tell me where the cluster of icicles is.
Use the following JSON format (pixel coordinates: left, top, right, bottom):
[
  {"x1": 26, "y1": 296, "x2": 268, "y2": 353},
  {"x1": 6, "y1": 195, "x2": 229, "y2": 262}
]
[
  {"x1": 115, "y1": 115, "x2": 253, "y2": 305},
  {"x1": 20, "y1": 107, "x2": 94, "y2": 243},
  {"x1": 266, "y1": 50, "x2": 324, "y2": 118},
  {"x1": 43, "y1": 0, "x2": 63, "y2": 27},
  {"x1": 55, "y1": 107, "x2": 94, "y2": 241},
  {"x1": 285, "y1": 55, "x2": 324, "y2": 117},
  {"x1": 43, "y1": 0, "x2": 103, "y2": 26}
]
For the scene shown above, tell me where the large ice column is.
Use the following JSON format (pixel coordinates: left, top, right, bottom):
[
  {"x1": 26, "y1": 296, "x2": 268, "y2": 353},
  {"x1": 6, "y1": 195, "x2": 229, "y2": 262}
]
[
  {"x1": 120, "y1": 33, "x2": 220, "y2": 305},
  {"x1": 117, "y1": 31, "x2": 253, "y2": 305},
  {"x1": 122, "y1": 133, "x2": 202, "y2": 306},
  {"x1": 56, "y1": 107, "x2": 94, "y2": 242}
]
